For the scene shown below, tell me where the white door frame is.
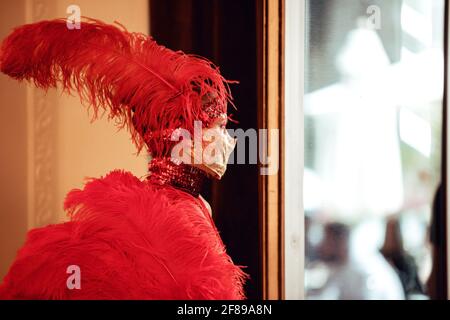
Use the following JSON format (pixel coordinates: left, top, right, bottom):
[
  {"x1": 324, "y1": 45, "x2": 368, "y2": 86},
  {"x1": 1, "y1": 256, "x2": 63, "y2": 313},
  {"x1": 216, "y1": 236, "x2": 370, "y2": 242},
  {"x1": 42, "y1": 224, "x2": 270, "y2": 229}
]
[{"x1": 284, "y1": 0, "x2": 305, "y2": 300}]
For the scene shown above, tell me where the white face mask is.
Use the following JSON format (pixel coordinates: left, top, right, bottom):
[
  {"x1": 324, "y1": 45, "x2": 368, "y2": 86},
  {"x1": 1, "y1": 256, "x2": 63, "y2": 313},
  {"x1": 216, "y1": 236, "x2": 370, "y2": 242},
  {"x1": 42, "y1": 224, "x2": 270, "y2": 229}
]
[
  {"x1": 170, "y1": 117, "x2": 236, "y2": 179},
  {"x1": 191, "y1": 124, "x2": 236, "y2": 179}
]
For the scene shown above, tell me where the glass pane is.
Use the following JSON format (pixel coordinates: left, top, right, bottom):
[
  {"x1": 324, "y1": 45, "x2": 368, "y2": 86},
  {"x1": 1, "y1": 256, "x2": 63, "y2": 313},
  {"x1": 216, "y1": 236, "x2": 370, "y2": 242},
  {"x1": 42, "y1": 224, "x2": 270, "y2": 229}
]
[{"x1": 304, "y1": 0, "x2": 444, "y2": 300}]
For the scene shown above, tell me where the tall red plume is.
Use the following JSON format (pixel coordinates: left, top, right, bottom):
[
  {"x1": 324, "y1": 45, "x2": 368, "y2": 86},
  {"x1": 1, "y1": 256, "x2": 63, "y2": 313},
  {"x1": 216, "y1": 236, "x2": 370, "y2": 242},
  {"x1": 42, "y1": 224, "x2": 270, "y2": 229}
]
[{"x1": 0, "y1": 17, "x2": 232, "y2": 155}]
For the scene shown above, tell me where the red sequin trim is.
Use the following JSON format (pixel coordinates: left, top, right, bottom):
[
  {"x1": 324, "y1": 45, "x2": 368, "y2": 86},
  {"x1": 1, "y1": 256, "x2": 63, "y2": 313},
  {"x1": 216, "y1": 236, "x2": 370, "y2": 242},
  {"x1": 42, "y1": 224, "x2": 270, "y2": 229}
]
[{"x1": 147, "y1": 157, "x2": 206, "y2": 197}]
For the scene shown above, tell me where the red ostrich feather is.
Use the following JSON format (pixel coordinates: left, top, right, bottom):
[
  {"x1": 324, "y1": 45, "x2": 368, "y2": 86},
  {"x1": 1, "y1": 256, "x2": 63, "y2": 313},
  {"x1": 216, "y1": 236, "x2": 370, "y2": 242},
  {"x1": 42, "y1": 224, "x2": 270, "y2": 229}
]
[{"x1": 0, "y1": 17, "x2": 232, "y2": 155}]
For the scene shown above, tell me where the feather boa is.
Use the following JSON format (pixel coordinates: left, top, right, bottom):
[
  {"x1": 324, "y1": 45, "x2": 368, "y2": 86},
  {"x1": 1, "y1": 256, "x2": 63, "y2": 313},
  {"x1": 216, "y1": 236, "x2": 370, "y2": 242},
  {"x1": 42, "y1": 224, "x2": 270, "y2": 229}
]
[{"x1": 0, "y1": 171, "x2": 247, "y2": 299}]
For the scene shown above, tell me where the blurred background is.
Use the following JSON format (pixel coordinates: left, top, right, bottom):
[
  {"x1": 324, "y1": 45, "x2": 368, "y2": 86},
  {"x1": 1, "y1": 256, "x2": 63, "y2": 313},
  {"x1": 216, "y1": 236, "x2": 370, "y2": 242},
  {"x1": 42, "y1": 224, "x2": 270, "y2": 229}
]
[{"x1": 303, "y1": 0, "x2": 446, "y2": 300}]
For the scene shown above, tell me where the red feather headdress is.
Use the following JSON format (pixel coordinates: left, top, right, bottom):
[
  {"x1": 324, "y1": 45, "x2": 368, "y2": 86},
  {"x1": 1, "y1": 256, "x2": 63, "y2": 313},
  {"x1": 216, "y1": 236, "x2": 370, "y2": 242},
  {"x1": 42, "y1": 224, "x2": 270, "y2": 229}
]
[{"x1": 0, "y1": 17, "x2": 233, "y2": 156}]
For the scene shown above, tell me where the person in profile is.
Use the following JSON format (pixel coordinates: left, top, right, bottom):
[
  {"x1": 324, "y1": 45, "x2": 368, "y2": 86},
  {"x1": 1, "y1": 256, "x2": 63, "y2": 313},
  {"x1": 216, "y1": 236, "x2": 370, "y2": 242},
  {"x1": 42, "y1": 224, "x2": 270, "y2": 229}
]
[{"x1": 0, "y1": 18, "x2": 246, "y2": 300}]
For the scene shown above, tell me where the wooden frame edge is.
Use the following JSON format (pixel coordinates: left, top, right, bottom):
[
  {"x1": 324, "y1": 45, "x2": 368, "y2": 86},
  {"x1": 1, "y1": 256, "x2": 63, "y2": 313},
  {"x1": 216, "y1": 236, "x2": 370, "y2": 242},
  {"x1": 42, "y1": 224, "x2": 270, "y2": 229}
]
[{"x1": 258, "y1": 0, "x2": 285, "y2": 300}]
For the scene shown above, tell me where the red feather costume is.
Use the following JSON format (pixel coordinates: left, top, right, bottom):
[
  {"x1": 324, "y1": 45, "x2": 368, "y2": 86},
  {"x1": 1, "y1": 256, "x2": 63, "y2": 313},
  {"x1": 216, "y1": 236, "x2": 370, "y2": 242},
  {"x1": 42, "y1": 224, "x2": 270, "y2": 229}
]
[{"x1": 0, "y1": 18, "x2": 247, "y2": 299}]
